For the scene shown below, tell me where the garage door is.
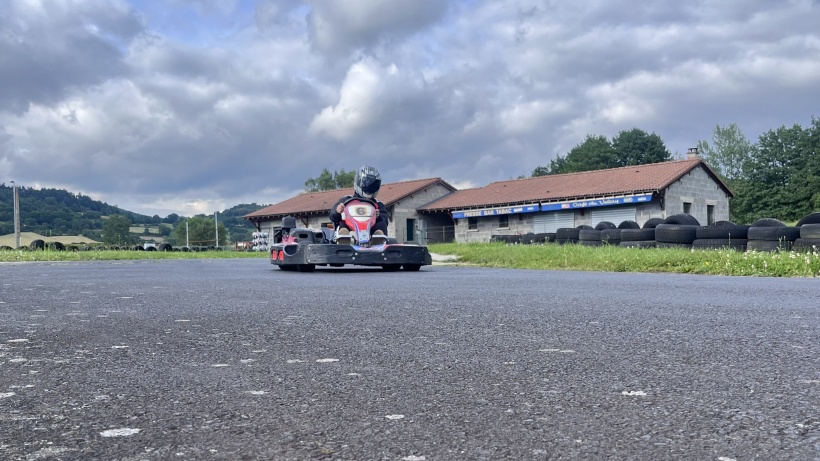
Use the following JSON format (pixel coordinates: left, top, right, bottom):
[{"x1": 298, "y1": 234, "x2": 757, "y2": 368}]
[
  {"x1": 533, "y1": 211, "x2": 574, "y2": 233},
  {"x1": 590, "y1": 207, "x2": 636, "y2": 228}
]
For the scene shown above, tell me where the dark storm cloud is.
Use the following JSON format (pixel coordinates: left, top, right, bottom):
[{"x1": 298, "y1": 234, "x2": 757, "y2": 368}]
[{"x1": 0, "y1": 0, "x2": 143, "y2": 114}]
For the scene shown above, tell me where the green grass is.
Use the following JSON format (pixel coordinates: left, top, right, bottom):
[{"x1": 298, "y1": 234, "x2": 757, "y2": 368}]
[
  {"x1": 0, "y1": 249, "x2": 268, "y2": 262},
  {"x1": 427, "y1": 242, "x2": 820, "y2": 277}
]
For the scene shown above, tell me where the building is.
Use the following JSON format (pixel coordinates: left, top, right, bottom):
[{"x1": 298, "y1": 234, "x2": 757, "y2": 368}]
[
  {"x1": 243, "y1": 178, "x2": 457, "y2": 243},
  {"x1": 418, "y1": 152, "x2": 732, "y2": 243}
]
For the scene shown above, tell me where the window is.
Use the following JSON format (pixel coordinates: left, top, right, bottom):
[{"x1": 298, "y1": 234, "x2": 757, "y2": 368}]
[
  {"x1": 707, "y1": 205, "x2": 715, "y2": 225},
  {"x1": 498, "y1": 215, "x2": 509, "y2": 229},
  {"x1": 468, "y1": 217, "x2": 478, "y2": 231},
  {"x1": 683, "y1": 202, "x2": 692, "y2": 214}
]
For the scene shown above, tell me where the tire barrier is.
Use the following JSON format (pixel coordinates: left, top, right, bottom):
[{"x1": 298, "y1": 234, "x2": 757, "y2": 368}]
[
  {"x1": 794, "y1": 238, "x2": 820, "y2": 252},
  {"x1": 594, "y1": 221, "x2": 617, "y2": 230},
  {"x1": 642, "y1": 218, "x2": 664, "y2": 229},
  {"x1": 620, "y1": 228, "x2": 656, "y2": 242},
  {"x1": 695, "y1": 224, "x2": 750, "y2": 240},
  {"x1": 692, "y1": 239, "x2": 748, "y2": 251},
  {"x1": 799, "y1": 224, "x2": 820, "y2": 239},
  {"x1": 654, "y1": 224, "x2": 698, "y2": 245},
  {"x1": 796, "y1": 212, "x2": 820, "y2": 227},
  {"x1": 29, "y1": 239, "x2": 45, "y2": 251},
  {"x1": 619, "y1": 240, "x2": 656, "y2": 248},
  {"x1": 662, "y1": 213, "x2": 700, "y2": 226},
  {"x1": 600, "y1": 229, "x2": 622, "y2": 246},
  {"x1": 158, "y1": 243, "x2": 173, "y2": 252},
  {"x1": 618, "y1": 220, "x2": 641, "y2": 229}
]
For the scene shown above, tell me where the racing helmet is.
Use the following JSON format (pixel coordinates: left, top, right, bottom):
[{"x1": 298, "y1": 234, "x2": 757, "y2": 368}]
[{"x1": 353, "y1": 165, "x2": 381, "y2": 199}]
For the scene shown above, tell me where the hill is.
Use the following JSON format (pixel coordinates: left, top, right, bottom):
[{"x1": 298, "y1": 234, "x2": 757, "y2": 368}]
[
  {"x1": 0, "y1": 232, "x2": 100, "y2": 248},
  {"x1": 0, "y1": 183, "x2": 266, "y2": 244}
]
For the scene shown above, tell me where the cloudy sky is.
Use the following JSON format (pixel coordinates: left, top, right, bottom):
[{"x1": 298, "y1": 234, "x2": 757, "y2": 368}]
[{"x1": 2, "y1": 0, "x2": 818, "y2": 217}]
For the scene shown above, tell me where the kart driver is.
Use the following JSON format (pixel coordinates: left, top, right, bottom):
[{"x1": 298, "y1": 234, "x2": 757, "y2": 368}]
[{"x1": 329, "y1": 165, "x2": 388, "y2": 244}]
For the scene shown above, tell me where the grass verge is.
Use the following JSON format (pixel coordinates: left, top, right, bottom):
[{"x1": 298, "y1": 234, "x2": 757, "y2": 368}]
[{"x1": 427, "y1": 242, "x2": 820, "y2": 277}]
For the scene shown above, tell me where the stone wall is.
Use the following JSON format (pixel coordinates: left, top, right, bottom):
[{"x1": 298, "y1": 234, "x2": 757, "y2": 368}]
[{"x1": 664, "y1": 165, "x2": 730, "y2": 225}]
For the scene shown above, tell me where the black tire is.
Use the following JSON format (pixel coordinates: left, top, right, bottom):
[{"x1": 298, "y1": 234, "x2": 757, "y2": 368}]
[
  {"x1": 750, "y1": 218, "x2": 786, "y2": 227},
  {"x1": 594, "y1": 221, "x2": 616, "y2": 230},
  {"x1": 580, "y1": 240, "x2": 601, "y2": 247},
  {"x1": 489, "y1": 235, "x2": 502, "y2": 243},
  {"x1": 747, "y1": 226, "x2": 800, "y2": 241},
  {"x1": 557, "y1": 228, "x2": 581, "y2": 240},
  {"x1": 692, "y1": 239, "x2": 748, "y2": 251},
  {"x1": 146, "y1": 246, "x2": 157, "y2": 251},
  {"x1": 642, "y1": 218, "x2": 664, "y2": 229},
  {"x1": 47, "y1": 241, "x2": 65, "y2": 251},
  {"x1": 556, "y1": 238, "x2": 578, "y2": 245},
  {"x1": 296, "y1": 264, "x2": 316, "y2": 272},
  {"x1": 521, "y1": 233, "x2": 535, "y2": 244},
  {"x1": 158, "y1": 243, "x2": 173, "y2": 252},
  {"x1": 576, "y1": 225, "x2": 593, "y2": 230},
  {"x1": 796, "y1": 212, "x2": 820, "y2": 227},
  {"x1": 663, "y1": 214, "x2": 700, "y2": 226},
  {"x1": 794, "y1": 238, "x2": 820, "y2": 252},
  {"x1": 618, "y1": 220, "x2": 641, "y2": 229},
  {"x1": 0, "y1": 245, "x2": 12, "y2": 251},
  {"x1": 657, "y1": 242, "x2": 692, "y2": 249},
  {"x1": 579, "y1": 229, "x2": 602, "y2": 241},
  {"x1": 619, "y1": 240, "x2": 656, "y2": 248},
  {"x1": 544, "y1": 233, "x2": 557, "y2": 243},
  {"x1": 533, "y1": 233, "x2": 548, "y2": 244},
  {"x1": 620, "y1": 228, "x2": 656, "y2": 242},
  {"x1": 402, "y1": 264, "x2": 422, "y2": 271},
  {"x1": 655, "y1": 224, "x2": 698, "y2": 244},
  {"x1": 799, "y1": 224, "x2": 820, "y2": 239},
  {"x1": 696, "y1": 224, "x2": 750, "y2": 239},
  {"x1": 29, "y1": 239, "x2": 45, "y2": 251},
  {"x1": 713, "y1": 220, "x2": 735, "y2": 226},
  {"x1": 601, "y1": 229, "x2": 622, "y2": 242},
  {"x1": 382, "y1": 264, "x2": 401, "y2": 271},
  {"x1": 66, "y1": 245, "x2": 78, "y2": 252},
  {"x1": 279, "y1": 264, "x2": 297, "y2": 271},
  {"x1": 747, "y1": 240, "x2": 793, "y2": 252},
  {"x1": 507, "y1": 235, "x2": 522, "y2": 245}
]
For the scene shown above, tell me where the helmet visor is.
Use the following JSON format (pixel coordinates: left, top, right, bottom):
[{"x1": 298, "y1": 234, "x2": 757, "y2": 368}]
[{"x1": 358, "y1": 176, "x2": 381, "y2": 197}]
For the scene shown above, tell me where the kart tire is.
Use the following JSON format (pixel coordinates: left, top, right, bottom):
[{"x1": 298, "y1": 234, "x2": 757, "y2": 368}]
[
  {"x1": 402, "y1": 264, "x2": 421, "y2": 271},
  {"x1": 279, "y1": 264, "x2": 297, "y2": 271},
  {"x1": 696, "y1": 224, "x2": 750, "y2": 240},
  {"x1": 750, "y1": 218, "x2": 786, "y2": 227},
  {"x1": 747, "y1": 240, "x2": 793, "y2": 252},
  {"x1": 382, "y1": 264, "x2": 401, "y2": 271},
  {"x1": 796, "y1": 212, "x2": 820, "y2": 227},
  {"x1": 747, "y1": 226, "x2": 800, "y2": 241},
  {"x1": 297, "y1": 264, "x2": 315, "y2": 272},
  {"x1": 794, "y1": 238, "x2": 820, "y2": 252},
  {"x1": 642, "y1": 218, "x2": 664, "y2": 229},
  {"x1": 655, "y1": 224, "x2": 698, "y2": 244},
  {"x1": 656, "y1": 242, "x2": 692, "y2": 249},
  {"x1": 620, "y1": 228, "x2": 656, "y2": 242},
  {"x1": 692, "y1": 239, "x2": 748, "y2": 251},
  {"x1": 799, "y1": 224, "x2": 820, "y2": 239},
  {"x1": 618, "y1": 220, "x2": 641, "y2": 229},
  {"x1": 619, "y1": 240, "x2": 656, "y2": 248}
]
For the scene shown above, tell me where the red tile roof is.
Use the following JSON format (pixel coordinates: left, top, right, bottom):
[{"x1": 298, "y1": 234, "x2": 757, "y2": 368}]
[
  {"x1": 420, "y1": 159, "x2": 732, "y2": 211},
  {"x1": 244, "y1": 178, "x2": 456, "y2": 220}
]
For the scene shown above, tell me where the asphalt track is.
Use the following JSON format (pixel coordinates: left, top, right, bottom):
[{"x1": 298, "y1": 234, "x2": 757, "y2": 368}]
[{"x1": 1, "y1": 259, "x2": 818, "y2": 460}]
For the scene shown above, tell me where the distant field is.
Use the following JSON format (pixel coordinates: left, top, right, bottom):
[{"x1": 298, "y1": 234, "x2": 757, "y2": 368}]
[{"x1": 0, "y1": 232, "x2": 100, "y2": 247}]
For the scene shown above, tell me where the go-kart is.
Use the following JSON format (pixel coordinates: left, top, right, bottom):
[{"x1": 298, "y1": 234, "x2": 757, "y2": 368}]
[{"x1": 270, "y1": 197, "x2": 432, "y2": 272}]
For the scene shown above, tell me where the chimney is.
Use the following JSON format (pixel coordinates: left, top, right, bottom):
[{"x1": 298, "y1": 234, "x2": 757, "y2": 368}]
[{"x1": 687, "y1": 147, "x2": 699, "y2": 160}]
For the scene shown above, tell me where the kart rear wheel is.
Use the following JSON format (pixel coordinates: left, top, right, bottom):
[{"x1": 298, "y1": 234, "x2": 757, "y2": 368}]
[
  {"x1": 402, "y1": 264, "x2": 421, "y2": 271},
  {"x1": 382, "y1": 264, "x2": 401, "y2": 271},
  {"x1": 279, "y1": 265, "x2": 297, "y2": 271},
  {"x1": 297, "y1": 264, "x2": 316, "y2": 272}
]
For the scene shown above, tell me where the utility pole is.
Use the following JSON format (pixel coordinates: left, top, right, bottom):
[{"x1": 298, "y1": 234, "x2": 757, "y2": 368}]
[
  {"x1": 186, "y1": 221, "x2": 189, "y2": 249},
  {"x1": 11, "y1": 181, "x2": 21, "y2": 249},
  {"x1": 214, "y1": 212, "x2": 219, "y2": 248}
]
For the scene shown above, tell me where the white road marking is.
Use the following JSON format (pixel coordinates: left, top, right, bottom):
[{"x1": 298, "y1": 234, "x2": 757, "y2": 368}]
[
  {"x1": 316, "y1": 358, "x2": 339, "y2": 363},
  {"x1": 100, "y1": 428, "x2": 140, "y2": 437},
  {"x1": 112, "y1": 346, "x2": 129, "y2": 349},
  {"x1": 252, "y1": 350, "x2": 267, "y2": 353},
  {"x1": 286, "y1": 359, "x2": 304, "y2": 364},
  {"x1": 385, "y1": 414, "x2": 405, "y2": 420},
  {"x1": 9, "y1": 358, "x2": 27, "y2": 363},
  {"x1": 347, "y1": 373, "x2": 361, "y2": 376},
  {"x1": 6, "y1": 339, "x2": 28, "y2": 343},
  {"x1": 798, "y1": 380, "x2": 820, "y2": 384},
  {"x1": 246, "y1": 391, "x2": 268, "y2": 395},
  {"x1": 119, "y1": 297, "x2": 133, "y2": 299},
  {"x1": 0, "y1": 392, "x2": 16, "y2": 399},
  {"x1": 175, "y1": 319, "x2": 191, "y2": 322},
  {"x1": 211, "y1": 364, "x2": 229, "y2": 367},
  {"x1": 402, "y1": 456, "x2": 426, "y2": 461},
  {"x1": 240, "y1": 359, "x2": 255, "y2": 364},
  {"x1": 622, "y1": 391, "x2": 647, "y2": 396}
]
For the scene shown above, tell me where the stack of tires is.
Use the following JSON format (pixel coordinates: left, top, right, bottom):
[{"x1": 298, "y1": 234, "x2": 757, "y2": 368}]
[
  {"x1": 746, "y1": 218, "x2": 800, "y2": 252},
  {"x1": 619, "y1": 218, "x2": 662, "y2": 248},
  {"x1": 692, "y1": 222, "x2": 750, "y2": 251},
  {"x1": 654, "y1": 214, "x2": 700, "y2": 249},
  {"x1": 158, "y1": 243, "x2": 173, "y2": 252},
  {"x1": 579, "y1": 222, "x2": 616, "y2": 247},
  {"x1": 794, "y1": 212, "x2": 820, "y2": 252},
  {"x1": 599, "y1": 220, "x2": 641, "y2": 247},
  {"x1": 556, "y1": 225, "x2": 592, "y2": 245}
]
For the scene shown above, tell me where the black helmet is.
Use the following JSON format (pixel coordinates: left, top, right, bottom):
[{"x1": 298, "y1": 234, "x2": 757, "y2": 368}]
[{"x1": 354, "y1": 165, "x2": 381, "y2": 199}]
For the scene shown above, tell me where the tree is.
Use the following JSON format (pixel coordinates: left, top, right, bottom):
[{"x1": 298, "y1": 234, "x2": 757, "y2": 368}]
[
  {"x1": 696, "y1": 123, "x2": 753, "y2": 180},
  {"x1": 102, "y1": 215, "x2": 134, "y2": 245},
  {"x1": 612, "y1": 128, "x2": 672, "y2": 167},
  {"x1": 304, "y1": 168, "x2": 356, "y2": 192},
  {"x1": 173, "y1": 216, "x2": 229, "y2": 247},
  {"x1": 532, "y1": 135, "x2": 616, "y2": 176}
]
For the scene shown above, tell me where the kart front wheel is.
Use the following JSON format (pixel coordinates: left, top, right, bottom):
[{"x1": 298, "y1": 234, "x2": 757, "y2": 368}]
[
  {"x1": 297, "y1": 264, "x2": 316, "y2": 272},
  {"x1": 402, "y1": 264, "x2": 421, "y2": 271},
  {"x1": 381, "y1": 264, "x2": 401, "y2": 271}
]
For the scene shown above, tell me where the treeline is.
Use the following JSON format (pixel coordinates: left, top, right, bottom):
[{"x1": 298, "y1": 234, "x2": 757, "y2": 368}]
[{"x1": 0, "y1": 184, "x2": 265, "y2": 243}]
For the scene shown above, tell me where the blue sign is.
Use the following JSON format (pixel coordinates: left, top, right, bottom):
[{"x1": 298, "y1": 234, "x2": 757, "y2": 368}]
[
  {"x1": 540, "y1": 194, "x2": 652, "y2": 211},
  {"x1": 452, "y1": 204, "x2": 539, "y2": 219}
]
